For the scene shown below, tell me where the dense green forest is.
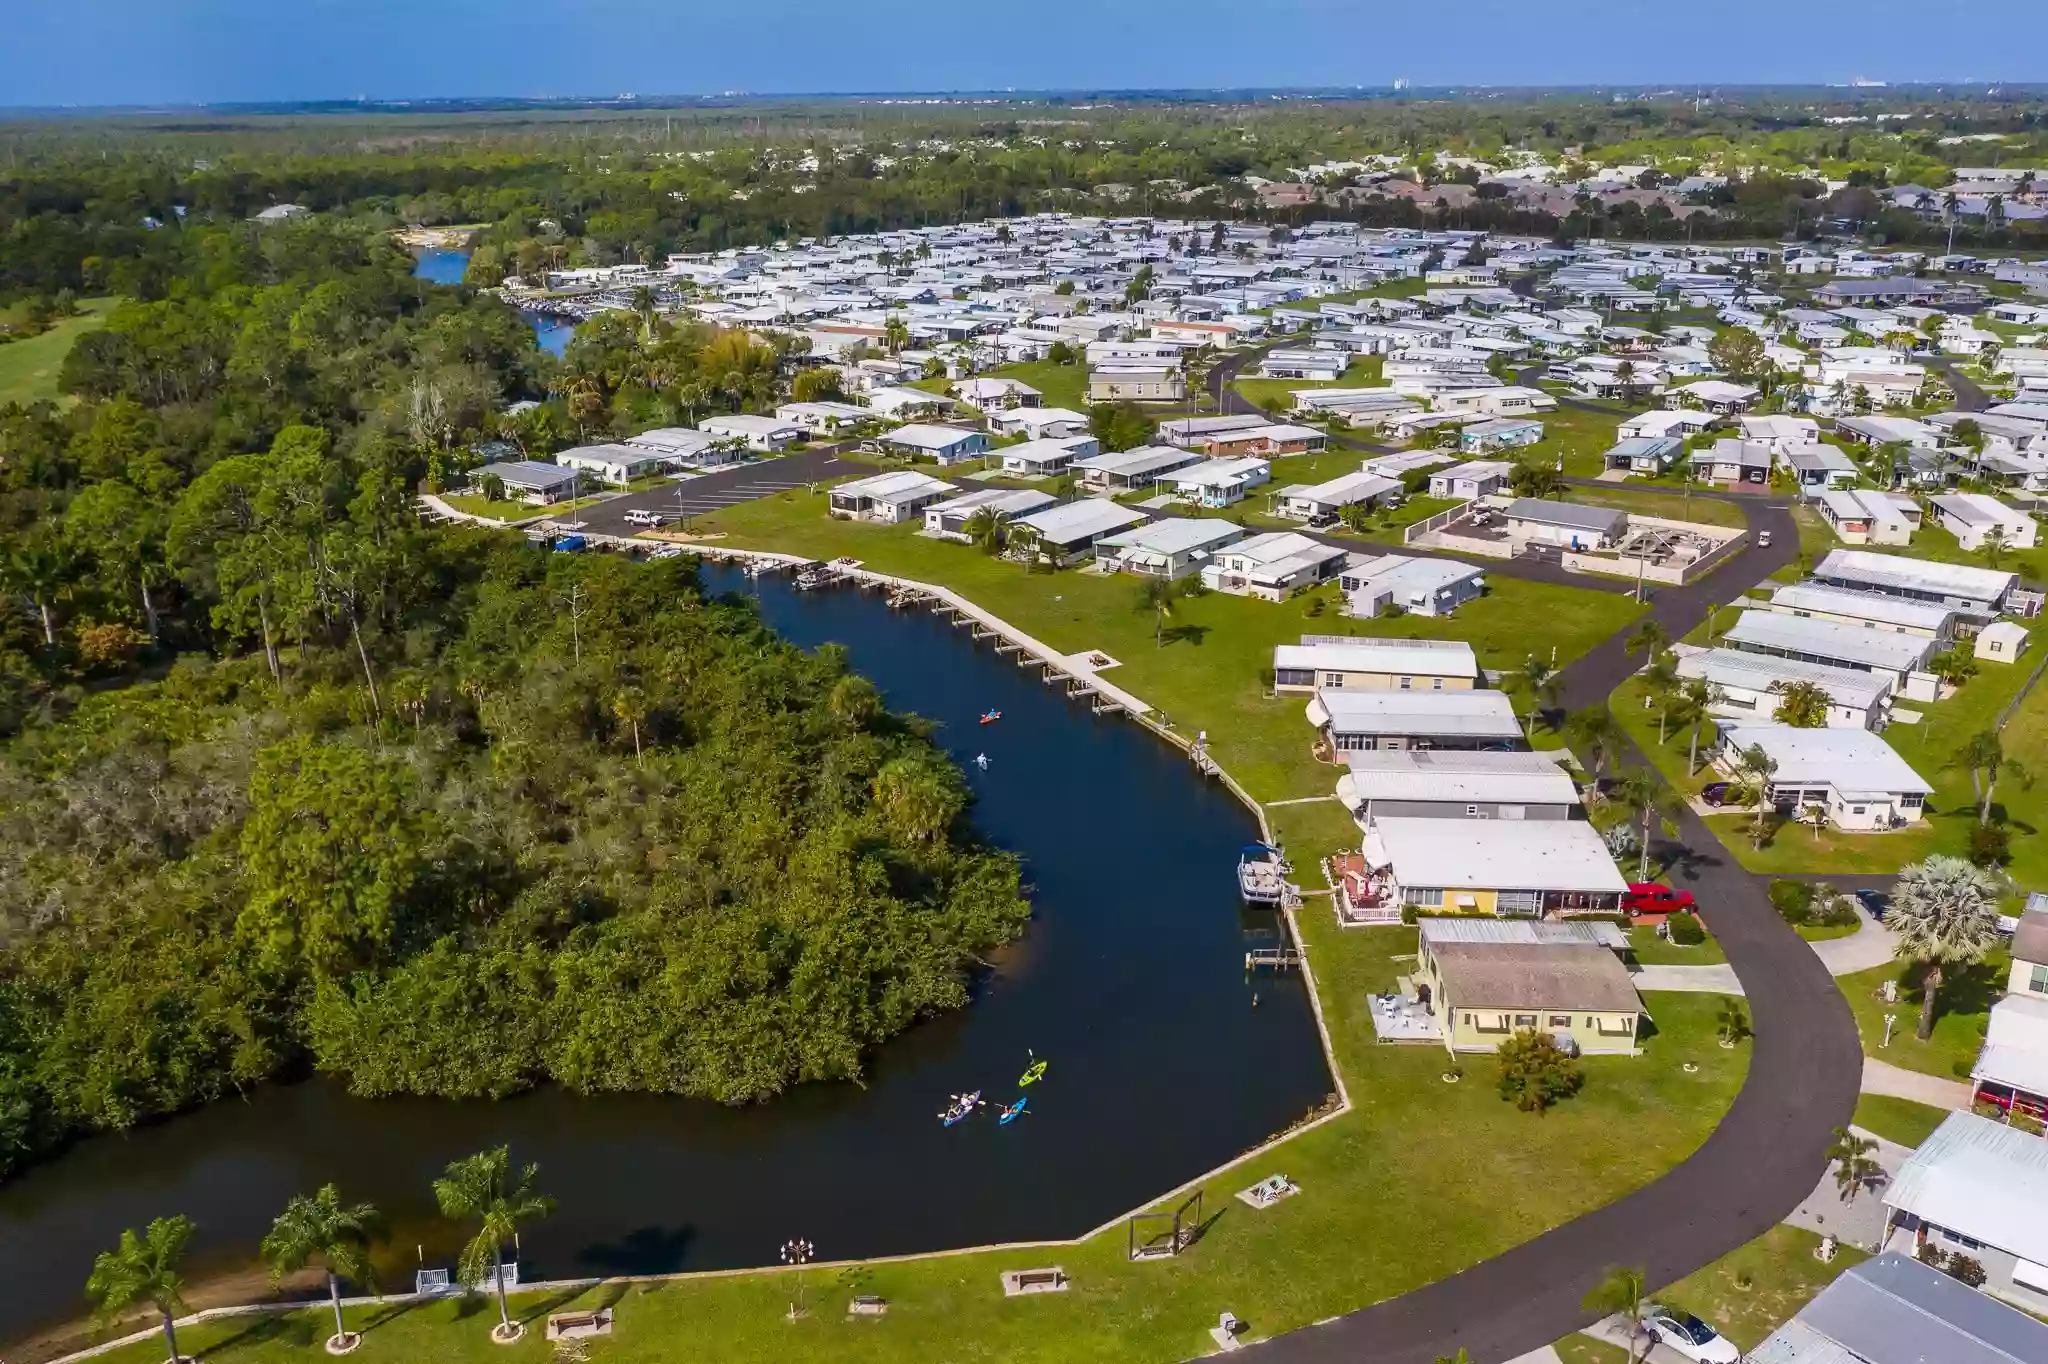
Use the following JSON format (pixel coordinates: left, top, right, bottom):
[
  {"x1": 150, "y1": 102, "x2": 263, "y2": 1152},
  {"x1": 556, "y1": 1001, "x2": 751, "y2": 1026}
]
[{"x1": 0, "y1": 187, "x2": 1023, "y2": 1184}]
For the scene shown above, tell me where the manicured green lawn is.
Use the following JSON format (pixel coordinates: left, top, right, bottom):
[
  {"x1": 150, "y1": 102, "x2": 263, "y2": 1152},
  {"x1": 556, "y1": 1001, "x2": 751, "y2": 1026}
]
[
  {"x1": 985, "y1": 360, "x2": 1090, "y2": 413},
  {"x1": 685, "y1": 485, "x2": 1642, "y2": 837},
  {"x1": 0, "y1": 297, "x2": 115, "y2": 406},
  {"x1": 1629, "y1": 925, "x2": 1728, "y2": 967},
  {"x1": 1837, "y1": 954, "x2": 2005, "y2": 1079},
  {"x1": 1852, "y1": 1094, "x2": 1951, "y2": 1148},
  {"x1": 439, "y1": 492, "x2": 612, "y2": 522},
  {"x1": 1568, "y1": 486, "x2": 1747, "y2": 530},
  {"x1": 1796, "y1": 922, "x2": 1861, "y2": 943},
  {"x1": 1653, "y1": 1225, "x2": 1866, "y2": 1351},
  {"x1": 1231, "y1": 356, "x2": 1383, "y2": 415},
  {"x1": 88, "y1": 934, "x2": 1748, "y2": 1364},
  {"x1": 1513, "y1": 404, "x2": 1628, "y2": 478}
]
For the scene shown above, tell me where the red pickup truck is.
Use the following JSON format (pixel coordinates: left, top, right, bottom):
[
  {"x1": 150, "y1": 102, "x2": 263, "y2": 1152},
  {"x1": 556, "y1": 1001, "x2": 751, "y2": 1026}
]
[{"x1": 1624, "y1": 882, "x2": 1697, "y2": 921}]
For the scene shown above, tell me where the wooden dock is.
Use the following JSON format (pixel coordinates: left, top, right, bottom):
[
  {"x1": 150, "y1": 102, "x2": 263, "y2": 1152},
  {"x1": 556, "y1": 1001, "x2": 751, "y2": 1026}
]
[{"x1": 1245, "y1": 948, "x2": 1304, "y2": 972}]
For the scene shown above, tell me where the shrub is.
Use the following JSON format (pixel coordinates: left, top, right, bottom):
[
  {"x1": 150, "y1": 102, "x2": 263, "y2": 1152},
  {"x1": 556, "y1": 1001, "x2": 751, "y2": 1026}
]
[
  {"x1": 1944, "y1": 1254, "x2": 1987, "y2": 1288},
  {"x1": 1769, "y1": 879, "x2": 1815, "y2": 925},
  {"x1": 1810, "y1": 885, "x2": 1862, "y2": 928},
  {"x1": 1967, "y1": 822, "x2": 2012, "y2": 868},
  {"x1": 1667, "y1": 911, "x2": 1706, "y2": 946},
  {"x1": 1495, "y1": 1029, "x2": 1584, "y2": 1114}
]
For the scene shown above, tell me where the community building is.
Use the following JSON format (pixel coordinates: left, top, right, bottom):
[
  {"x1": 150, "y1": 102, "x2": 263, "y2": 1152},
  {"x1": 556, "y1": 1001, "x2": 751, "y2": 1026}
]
[
  {"x1": 481, "y1": 459, "x2": 579, "y2": 503},
  {"x1": 552, "y1": 442, "x2": 670, "y2": 486},
  {"x1": 1503, "y1": 499, "x2": 1629, "y2": 550}
]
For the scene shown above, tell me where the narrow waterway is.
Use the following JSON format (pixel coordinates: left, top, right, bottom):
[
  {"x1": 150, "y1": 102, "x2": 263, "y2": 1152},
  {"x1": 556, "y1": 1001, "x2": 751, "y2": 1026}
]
[
  {"x1": 410, "y1": 248, "x2": 470, "y2": 285},
  {"x1": 0, "y1": 561, "x2": 1332, "y2": 1353}
]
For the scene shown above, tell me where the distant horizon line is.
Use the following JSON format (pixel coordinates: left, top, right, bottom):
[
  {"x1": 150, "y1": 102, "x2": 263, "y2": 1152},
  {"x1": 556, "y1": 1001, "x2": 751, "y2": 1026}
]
[{"x1": 4, "y1": 80, "x2": 2046, "y2": 117}]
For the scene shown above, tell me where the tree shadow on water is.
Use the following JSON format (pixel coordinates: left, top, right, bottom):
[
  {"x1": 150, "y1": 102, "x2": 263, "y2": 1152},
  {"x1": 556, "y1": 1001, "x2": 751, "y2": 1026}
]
[{"x1": 577, "y1": 1225, "x2": 696, "y2": 1275}]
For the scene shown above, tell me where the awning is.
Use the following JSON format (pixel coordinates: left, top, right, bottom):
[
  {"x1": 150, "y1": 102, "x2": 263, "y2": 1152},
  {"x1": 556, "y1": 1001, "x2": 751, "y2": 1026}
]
[
  {"x1": 1305, "y1": 697, "x2": 1331, "y2": 728},
  {"x1": 2015, "y1": 1259, "x2": 2048, "y2": 1294}
]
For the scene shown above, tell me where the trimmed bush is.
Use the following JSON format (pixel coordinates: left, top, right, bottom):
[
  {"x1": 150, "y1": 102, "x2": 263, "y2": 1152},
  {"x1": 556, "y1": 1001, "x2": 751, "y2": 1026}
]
[{"x1": 1667, "y1": 911, "x2": 1706, "y2": 946}]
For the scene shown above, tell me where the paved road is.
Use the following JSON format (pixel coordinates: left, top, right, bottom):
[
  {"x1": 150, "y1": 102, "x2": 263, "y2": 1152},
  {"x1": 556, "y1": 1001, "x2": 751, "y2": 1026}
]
[
  {"x1": 1928, "y1": 356, "x2": 1989, "y2": 413},
  {"x1": 568, "y1": 446, "x2": 861, "y2": 536},
  {"x1": 1247, "y1": 493, "x2": 1866, "y2": 1364}
]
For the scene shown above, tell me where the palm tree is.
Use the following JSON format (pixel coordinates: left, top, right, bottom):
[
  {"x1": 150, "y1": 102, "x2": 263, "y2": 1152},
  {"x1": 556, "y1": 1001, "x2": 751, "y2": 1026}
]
[
  {"x1": 1677, "y1": 677, "x2": 1723, "y2": 776},
  {"x1": 1949, "y1": 730, "x2": 2031, "y2": 828},
  {"x1": 1135, "y1": 575, "x2": 1188, "y2": 647},
  {"x1": 1981, "y1": 524, "x2": 2010, "y2": 569},
  {"x1": 261, "y1": 1186, "x2": 383, "y2": 1353},
  {"x1": 882, "y1": 316, "x2": 910, "y2": 356},
  {"x1": 1827, "y1": 1126, "x2": 1881, "y2": 1205},
  {"x1": 1889, "y1": 856, "x2": 2002, "y2": 1041},
  {"x1": 1769, "y1": 679, "x2": 1833, "y2": 728},
  {"x1": 611, "y1": 685, "x2": 649, "y2": 765},
  {"x1": 1609, "y1": 767, "x2": 1681, "y2": 882},
  {"x1": 1624, "y1": 618, "x2": 1668, "y2": 660},
  {"x1": 1640, "y1": 652, "x2": 1681, "y2": 743},
  {"x1": 1582, "y1": 1265, "x2": 1652, "y2": 1364},
  {"x1": 963, "y1": 505, "x2": 1010, "y2": 557},
  {"x1": 1564, "y1": 707, "x2": 1627, "y2": 786},
  {"x1": 1517, "y1": 655, "x2": 1562, "y2": 728},
  {"x1": 433, "y1": 1148, "x2": 555, "y2": 1341},
  {"x1": 1731, "y1": 743, "x2": 1779, "y2": 849},
  {"x1": 87, "y1": 1217, "x2": 195, "y2": 1364}
]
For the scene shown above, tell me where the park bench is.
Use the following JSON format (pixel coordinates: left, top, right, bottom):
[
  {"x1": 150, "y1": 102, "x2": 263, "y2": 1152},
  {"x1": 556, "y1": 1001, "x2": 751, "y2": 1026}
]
[{"x1": 1000, "y1": 1267, "x2": 1069, "y2": 1297}]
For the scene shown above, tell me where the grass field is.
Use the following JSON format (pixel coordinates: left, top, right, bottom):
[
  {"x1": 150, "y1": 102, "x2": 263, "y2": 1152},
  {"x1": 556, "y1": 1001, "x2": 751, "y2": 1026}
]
[
  {"x1": 678, "y1": 485, "x2": 1644, "y2": 821},
  {"x1": 0, "y1": 298, "x2": 114, "y2": 406},
  {"x1": 1652, "y1": 1225, "x2": 1865, "y2": 1351},
  {"x1": 1837, "y1": 953, "x2": 2005, "y2": 1080},
  {"x1": 1629, "y1": 925, "x2": 1729, "y2": 967},
  {"x1": 85, "y1": 951, "x2": 1748, "y2": 1364},
  {"x1": 1852, "y1": 1094, "x2": 1950, "y2": 1148},
  {"x1": 988, "y1": 360, "x2": 1090, "y2": 413},
  {"x1": 1567, "y1": 486, "x2": 1748, "y2": 530}
]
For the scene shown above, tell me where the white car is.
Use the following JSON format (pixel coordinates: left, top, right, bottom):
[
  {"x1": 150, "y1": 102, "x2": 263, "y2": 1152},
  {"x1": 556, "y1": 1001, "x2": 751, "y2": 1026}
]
[
  {"x1": 1645, "y1": 1307, "x2": 1740, "y2": 1364},
  {"x1": 1756, "y1": 529, "x2": 1773, "y2": 547}
]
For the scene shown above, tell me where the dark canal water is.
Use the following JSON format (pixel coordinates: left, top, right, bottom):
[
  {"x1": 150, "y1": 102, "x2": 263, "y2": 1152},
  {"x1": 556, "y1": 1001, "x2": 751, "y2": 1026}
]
[{"x1": 0, "y1": 561, "x2": 1331, "y2": 1350}]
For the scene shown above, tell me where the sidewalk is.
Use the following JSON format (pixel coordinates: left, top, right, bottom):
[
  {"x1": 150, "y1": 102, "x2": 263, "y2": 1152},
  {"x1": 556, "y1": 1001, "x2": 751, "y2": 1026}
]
[{"x1": 1861, "y1": 1055, "x2": 1971, "y2": 1110}]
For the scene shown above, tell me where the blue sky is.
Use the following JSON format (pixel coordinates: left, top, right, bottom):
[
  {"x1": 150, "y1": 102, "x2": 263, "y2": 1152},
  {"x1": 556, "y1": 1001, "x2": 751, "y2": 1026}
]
[{"x1": 4, "y1": 0, "x2": 2043, "y2": 108}]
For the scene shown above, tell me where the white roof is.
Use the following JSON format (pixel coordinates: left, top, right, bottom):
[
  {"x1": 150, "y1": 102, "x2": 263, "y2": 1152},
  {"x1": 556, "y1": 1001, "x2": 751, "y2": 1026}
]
[
  {"x1": 1725, "y1": 610, "x2": 1935, "y2": 674},
  {"x1": 926, "y1": 487, "x2": 1057, "y2": 518},
  {"x1": 1931, "y1": 492, "x2": 2032, "y2": 529},
  {"x1": 1346, "y1": 553, "x2": 1485, "y2": 597},
  {"x1": 1362, "y1": 817, "x2": 1629, "y2": 894},
  {"x1": 1223, "y1": 530, "x2": 1340, "y2": 567},
  {"x1": 1306, "y1": 687, "x2": 1523, "y2": 739},
  {"x1": 1071, "y1": 444, "x2": 1204, "y2": 479},
  {"x1": 833, "y1": 470, "x2": 957, "y2": 501},
  {"x1": 1337, "y1": 749, "x2": 1578, "y2": 808},
  {"x1": 1168, "y1": 456, "x2": 1269, "y2": 488},
  {"x1": 1886, "y1": 1112, "x2": 2048, "y2": 1265},
  {"x1": 1972, "y1": 992, "x2": 2048, "y2": 1099},
  {"x1": 1011, "y1": 498, "x2": 1149, "y2": 545},
  {"x1": 1284, "y1": 470, "x2": 1400, "y2": 506},
  {"x1": 1001, "y1": 437, "x2": 1091, "y2": 466},
  {"x1": 625, "y1": 426, "x2": 721, "y2": 455},
  {"x1": 700, "y1": 413, "x2": 800, "y2": 436},
  {"x1": 1674, "y1": 646, "x2": 1891, "y2": 712},
  {"x1": 889, "y1": 422, "x2": 984, "y2": 450},
  {"x1": 1434, "y1": 459, "x2": 1513, "y2": 482},
  {"x1": 1416, "y1": 917, "x2": 1628, "y2": 950},
  {"x1": 1096, "y1": 518, "x2": 1243, "y2": 556},
  {"x1": 1274, "y1": 639, "x2": 1478, "y2": 680},
  {"x1": 1768, "y1": 583, "x2": 1954, "y2": 633},
  {"x1": 1719, "y1": 722, "x2": 1933, "y2": 798},
  {"x1": 1816, "y1": 549, "x2": 2017, "y2": 604}
]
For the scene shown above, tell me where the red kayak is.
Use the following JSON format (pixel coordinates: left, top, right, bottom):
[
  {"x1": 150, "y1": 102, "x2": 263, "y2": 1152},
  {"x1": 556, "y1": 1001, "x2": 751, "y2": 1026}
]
[{"x1": 979, "y1": 710, "x2": 1001, "y2": 725}]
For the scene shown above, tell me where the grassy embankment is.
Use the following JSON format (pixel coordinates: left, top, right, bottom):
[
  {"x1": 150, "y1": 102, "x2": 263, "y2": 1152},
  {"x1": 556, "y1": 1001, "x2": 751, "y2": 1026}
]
[{"x1": 0, "y1": 298, "x2": 116, "y2": 406}]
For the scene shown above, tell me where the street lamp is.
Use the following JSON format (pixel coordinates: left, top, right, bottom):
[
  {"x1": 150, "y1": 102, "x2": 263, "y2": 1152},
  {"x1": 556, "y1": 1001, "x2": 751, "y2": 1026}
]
[{"x1": 781, "y1": 1238, "x2": 816, "y2": 1321}]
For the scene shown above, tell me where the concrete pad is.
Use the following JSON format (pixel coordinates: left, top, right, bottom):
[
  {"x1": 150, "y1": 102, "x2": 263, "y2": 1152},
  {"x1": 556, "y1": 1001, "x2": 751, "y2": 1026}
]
[
  {"x1": 1861, "y1": 1055, "x2": 1970, "y2": 1110},
  {"x1": 1632, "y1": 963, "x2": 1745, "y2": 994},
  {"x1": 1809, "y1": 899, "x2": 1900, "y2": 977}
]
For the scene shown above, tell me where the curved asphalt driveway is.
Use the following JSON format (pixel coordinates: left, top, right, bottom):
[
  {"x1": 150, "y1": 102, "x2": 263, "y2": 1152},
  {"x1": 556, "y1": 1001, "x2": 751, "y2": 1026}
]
[{"x1": 1247, "y1": 496, "x2": 1864, "y2": 1364}]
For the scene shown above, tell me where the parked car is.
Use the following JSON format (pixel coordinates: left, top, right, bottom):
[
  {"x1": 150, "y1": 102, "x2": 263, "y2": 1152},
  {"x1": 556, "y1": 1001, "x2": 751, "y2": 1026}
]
[
  {"x1": 1645, "y1": 1307, "x2": 1740, "y2": 1364},
  {"x1": 1623, "y1": 882, "x2": 1697, "y2": 919},
  {"x1": 622, "y1": 509, "x2": 671, "y2": 527},
  {"x1": 1700, "y1": 781, "x2": 1733, "y2": 806},
  {"x1": 1757, "y1": 529, "x2": 1773, "y2": 547}
]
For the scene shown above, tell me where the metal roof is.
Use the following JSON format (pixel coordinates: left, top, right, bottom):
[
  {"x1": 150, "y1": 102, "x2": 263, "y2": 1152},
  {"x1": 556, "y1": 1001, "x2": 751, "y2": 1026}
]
[
  {"x1": 1815, "y1": 549, "x2": 2016, "y2": 603},
  {"x1": 1885, "y1": 1112, "x2": 2048, "y2": 1266},
  {"x1": 1720, "y1": 722, "x2": 1933, "y2": 797},
  {"x1": 1011, "y1": 498, "x2": 1150, "y2": 545},
  {"x1": 1362, "y1": 817, "x2": 1629, "y2": 894},
  {"x1": 1306, "y1": 688, "x2": 1523, "y2": 738},
  {"x1": 1504, "y1": 498, "x2": 1629, "y2": 534},
  {"x1": 1725, "y1": 610, "x2": 1936, "y2": 675},
  {"x1": 1768, "y1": 584, "x2": 1954, "y2": 633},
  {"x1": 1749, "y1": 1253, "x2": 2048, "y2": 1364},
  {"x1": 1416, "y1": 917, "x2": 1627, "y2": 950},
  {"x1": 1274, "y1": 639, "x2": 1479, "y2": 679}
]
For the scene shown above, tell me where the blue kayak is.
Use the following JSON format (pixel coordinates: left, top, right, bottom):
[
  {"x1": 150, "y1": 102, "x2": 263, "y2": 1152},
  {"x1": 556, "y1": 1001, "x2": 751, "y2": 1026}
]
[{"x1": 999, "y1": 1096, "x2": 1028, "y2": 1125}]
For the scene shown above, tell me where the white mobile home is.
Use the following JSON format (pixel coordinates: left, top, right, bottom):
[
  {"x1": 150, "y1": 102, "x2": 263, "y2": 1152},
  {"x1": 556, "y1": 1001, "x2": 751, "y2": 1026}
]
[
  {"x1": 1339, "y1": 554, "x2": 1487, "y2": 619},
  {"x1": 1723, "y1": 610, "x2": 1937, "y2": 686},
  {"x1": 920, "y1": 487, "x2": 1057, "y2": 542},
  {"x1": 1272, "y1": 639, "x2": 1479, "y2": 695},
  {"x1": 1277, "y1": 471, "x2": 1402, "y2": 521},
  {"x1": 1428, "y1": 460, "x2": 1513, "y2": 501},
  {"x1": 1007, "y1": 499, "x2": 1151, "y2": 567},
  {"x1": 1164, "y1": 456, "x2": 1270, "y2": 508},
  {"x1": 699, "y1": 414, "x2": 802, "y2": 451},
  {"x1": 1202, "y1": 533, "x2": 1350, "y2": 601},
  {"x1": 1307, "y1": 688, "x2": 1525, "y2": 753},
  {"x1": 1673, "y1": 646, "x2": 1893, "y2": 730},
  {"x1": 1094, "y1": 518, "x2": 1244, "y2": 580},
  {"x1": 1072, "y1": 444, "x2": 1207, "y2": 492},
  {"x1": 884, "y1": 423, "x2": 990, "y2": 465},
  {"x1": 1814, "y1": 488, "x2": 1921, "y2": 546},
  {"x1": 999, "y1": 436, "x2": 1098, "y2": 477},
  {"x1": 828, "y1": 470, "x2": 959, "y2": 523},
  {"x1": 1718, "y1": 722, "x2": 1932, "y2": 829},
  {"x1": 1813, "y1": 549, "x2": 2017, "y2": 619},
  {"x1": 1929, "y1": 494, "x2": 2039, "y2": 552}
]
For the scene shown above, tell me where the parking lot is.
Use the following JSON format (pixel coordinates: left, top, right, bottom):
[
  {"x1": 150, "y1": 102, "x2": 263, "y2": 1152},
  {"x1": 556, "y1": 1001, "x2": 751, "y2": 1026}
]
[{"x1": 569, "y1": 446, "x2": 859, "y2": 535}]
